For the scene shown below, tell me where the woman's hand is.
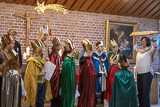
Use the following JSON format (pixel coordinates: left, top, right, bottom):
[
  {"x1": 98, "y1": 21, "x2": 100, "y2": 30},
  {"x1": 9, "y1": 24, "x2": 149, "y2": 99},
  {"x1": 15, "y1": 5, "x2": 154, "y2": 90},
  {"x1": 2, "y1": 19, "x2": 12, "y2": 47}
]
[
  {"x1": 149, "y1": 34, "x2": 157, "y2": 48},
  {"x1": 149, "y1": 34, "x2": 154, "y2": 39}
]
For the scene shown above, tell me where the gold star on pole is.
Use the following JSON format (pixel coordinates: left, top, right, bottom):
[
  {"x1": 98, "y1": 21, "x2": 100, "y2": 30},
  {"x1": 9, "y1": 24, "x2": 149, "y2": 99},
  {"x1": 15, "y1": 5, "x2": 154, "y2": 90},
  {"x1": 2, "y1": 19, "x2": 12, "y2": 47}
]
[
  {"x1": 34, "y1": 1, "x2": 68, "y2": 14},
  {"x1": 34, "y1": 1, "x2": 68, "y2": 58}
]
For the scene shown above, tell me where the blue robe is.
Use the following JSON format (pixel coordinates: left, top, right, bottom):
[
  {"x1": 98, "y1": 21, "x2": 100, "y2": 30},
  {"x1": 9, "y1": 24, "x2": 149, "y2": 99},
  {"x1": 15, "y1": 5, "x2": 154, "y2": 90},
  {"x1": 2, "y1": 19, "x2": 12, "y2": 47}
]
[{"x1": 92, "y1": 52, "x2": 108, "y2": 96}]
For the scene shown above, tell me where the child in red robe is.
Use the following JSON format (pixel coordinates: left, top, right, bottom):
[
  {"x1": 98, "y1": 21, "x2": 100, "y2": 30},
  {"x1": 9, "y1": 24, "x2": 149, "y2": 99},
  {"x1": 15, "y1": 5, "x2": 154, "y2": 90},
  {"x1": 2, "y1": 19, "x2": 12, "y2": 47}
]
[
  {"x1": 104, "y1": 53, "x2": 120, "y2": 107},
  {"x1": 49, "y1": 37, "x2": 61, "y2": 107},
  {"x1": 78, "y1": 38, "x2": 97, "y2": 107}
]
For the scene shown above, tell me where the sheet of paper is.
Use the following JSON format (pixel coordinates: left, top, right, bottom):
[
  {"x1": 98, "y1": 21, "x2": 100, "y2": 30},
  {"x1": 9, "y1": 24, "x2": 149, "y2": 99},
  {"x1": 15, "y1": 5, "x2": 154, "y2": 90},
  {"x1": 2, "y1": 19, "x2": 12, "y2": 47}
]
[
  {"x1": 45, "y1": 61, "x2": 56, "y2": 81},
  {"x1": 75, "y1": 89, "x2": 80, "y2": 98}
]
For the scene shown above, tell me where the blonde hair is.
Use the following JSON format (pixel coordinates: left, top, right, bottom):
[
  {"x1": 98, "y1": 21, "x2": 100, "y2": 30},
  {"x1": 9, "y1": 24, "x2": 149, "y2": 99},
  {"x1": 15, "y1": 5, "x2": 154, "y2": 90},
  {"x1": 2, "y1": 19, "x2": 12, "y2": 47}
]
[{"x1": 33, "y1": 46, "x2": 43, "y2": 57}]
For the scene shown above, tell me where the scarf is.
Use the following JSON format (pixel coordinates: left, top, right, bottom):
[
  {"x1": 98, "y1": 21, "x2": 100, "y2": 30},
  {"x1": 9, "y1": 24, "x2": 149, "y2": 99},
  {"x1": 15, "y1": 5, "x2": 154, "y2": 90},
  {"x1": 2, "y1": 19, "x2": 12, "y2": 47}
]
[{"x1": 138, "y1": 46, "x2": 157, "y2": 62}]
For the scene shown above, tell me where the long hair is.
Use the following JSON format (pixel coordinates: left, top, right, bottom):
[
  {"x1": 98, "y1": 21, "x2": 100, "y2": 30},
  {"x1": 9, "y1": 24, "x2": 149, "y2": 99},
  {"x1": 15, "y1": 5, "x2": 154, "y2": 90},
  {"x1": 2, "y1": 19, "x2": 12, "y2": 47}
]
[
  {"x1": 33, "y1": 46, "x2": 43, "y2": 57},
  {"x1": 52, "y1": 45, "x2": 60, "y2": 52},
  {"x1": 2, "y1": 40, "x2": 14, "y2": 50},
  {"x1": 0, "y1": 43, "x2": 2, "y2": 52}
]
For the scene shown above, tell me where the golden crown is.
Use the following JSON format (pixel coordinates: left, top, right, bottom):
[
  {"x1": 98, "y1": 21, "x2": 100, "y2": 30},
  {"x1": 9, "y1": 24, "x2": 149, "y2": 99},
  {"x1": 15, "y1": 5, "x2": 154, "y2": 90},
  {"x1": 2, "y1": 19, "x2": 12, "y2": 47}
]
[
  {"x1": 64, "y1": 39, "x2": 75, "y2": 52},
  {"x1": 2, "y1": 34, "x2": 14, "y2": 46},
  {"x1": 121, "y1": 59, "x2": 129, "y2": 67},
  {"x1": 110, "y1": 39, "x2": 118, "y2": 48},
  {"x1": 3, "y1": 49, "x2": 17, "y2": 60},
  {"x1": 110, "y1": 52, "x2": 119, "y2": 61},
  {"x1": 31, "y1": 39, "x2": 43, "y2": 50},
  {"x1": 120, "y1": 55, "x2": 129, "y2": 67},
  {"x1": 81, "y1": 38, "x2": 93, "y2": 52},
  {"x1": 40, "y1": 25, "x2": 48, "y2": 34},
  {"x1": 7, "y1": 29, "x2": 17, "y2": 35},
  {"x1": 96, "y1": 41, "x2": 104, "y2": 47},
  {"x1": 51, "y1": 37, "x2": 61, "y2": 46}
]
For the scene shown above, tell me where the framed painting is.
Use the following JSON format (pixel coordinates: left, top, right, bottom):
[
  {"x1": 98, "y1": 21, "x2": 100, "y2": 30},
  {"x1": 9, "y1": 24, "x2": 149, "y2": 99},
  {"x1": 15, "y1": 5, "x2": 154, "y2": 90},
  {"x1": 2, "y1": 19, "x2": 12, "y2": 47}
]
[{"x1": 106, "y1": 20, "x2": 138, "y2": 63}]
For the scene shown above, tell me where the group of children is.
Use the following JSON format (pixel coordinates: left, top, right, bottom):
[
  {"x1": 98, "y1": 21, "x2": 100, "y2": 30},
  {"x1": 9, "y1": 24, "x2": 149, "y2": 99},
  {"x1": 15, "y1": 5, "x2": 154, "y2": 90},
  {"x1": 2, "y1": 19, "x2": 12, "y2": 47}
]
[{"x1": 0, "y1": 25, "x2": 138, "y2": 107}]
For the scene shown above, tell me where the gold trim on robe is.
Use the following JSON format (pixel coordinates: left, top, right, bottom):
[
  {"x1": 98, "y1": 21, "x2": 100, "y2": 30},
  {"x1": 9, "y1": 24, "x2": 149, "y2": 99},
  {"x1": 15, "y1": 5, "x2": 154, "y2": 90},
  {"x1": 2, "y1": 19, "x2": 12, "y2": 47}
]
[
  {"x1": 93, "y1": 56, "x2": 107, "y2": 92},
  {"x1": 92, "y1": 56, "x2": 107, "y2": 75}
]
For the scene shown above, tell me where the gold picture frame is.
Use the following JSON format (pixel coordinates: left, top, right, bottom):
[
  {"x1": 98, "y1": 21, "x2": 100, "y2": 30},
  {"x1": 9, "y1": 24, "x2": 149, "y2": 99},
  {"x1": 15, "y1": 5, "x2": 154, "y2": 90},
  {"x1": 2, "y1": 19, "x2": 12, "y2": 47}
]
[{"x1": 106, "y1": 20, "x2": 138, "y2": 63}]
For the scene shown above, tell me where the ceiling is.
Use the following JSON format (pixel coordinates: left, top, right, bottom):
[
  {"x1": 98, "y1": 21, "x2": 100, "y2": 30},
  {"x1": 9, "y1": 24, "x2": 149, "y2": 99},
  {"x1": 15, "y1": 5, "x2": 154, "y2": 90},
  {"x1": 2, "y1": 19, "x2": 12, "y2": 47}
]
[{"x1": 1, "y1": 0, "x2": 160, "y2": 19}]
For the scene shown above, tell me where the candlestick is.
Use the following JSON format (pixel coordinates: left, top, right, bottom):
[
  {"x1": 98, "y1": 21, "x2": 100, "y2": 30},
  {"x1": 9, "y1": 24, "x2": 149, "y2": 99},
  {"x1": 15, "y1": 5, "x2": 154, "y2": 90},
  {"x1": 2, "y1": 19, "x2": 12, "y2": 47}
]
[
  {"x1": 26, "y1": 47, "x2": 30, "y2": 56},
  {"x1": 23, "y1": 52, "x2": 26, "y2": 60}
]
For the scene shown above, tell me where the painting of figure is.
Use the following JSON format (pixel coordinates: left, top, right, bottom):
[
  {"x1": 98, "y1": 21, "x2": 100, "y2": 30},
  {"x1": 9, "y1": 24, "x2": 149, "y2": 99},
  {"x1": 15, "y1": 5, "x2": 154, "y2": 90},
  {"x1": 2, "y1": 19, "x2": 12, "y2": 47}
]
[
  {"x1": 110, "y1": 25, "x2": 133, "y2": 58},
  {"x1": 106, "y1": 20, "x2": 137, "y2": 62}
]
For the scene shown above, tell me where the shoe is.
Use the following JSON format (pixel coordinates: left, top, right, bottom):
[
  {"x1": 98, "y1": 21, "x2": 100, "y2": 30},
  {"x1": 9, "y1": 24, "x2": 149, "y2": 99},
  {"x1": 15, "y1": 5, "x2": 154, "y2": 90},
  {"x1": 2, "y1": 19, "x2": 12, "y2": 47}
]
[
  {"x1": 100, "y1": 103, "x2": 103, "y2": 105},
  {"x1": 104, "y1": 100, "x2": 109, "y2": 107}
]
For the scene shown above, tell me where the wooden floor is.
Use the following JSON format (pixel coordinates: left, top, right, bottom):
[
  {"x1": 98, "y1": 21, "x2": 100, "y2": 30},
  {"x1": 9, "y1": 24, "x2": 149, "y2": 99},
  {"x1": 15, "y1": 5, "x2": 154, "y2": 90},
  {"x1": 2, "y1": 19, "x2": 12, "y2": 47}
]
[
  {"x1": 21, "y1": 81, "x2": 160, "y2": 107},
  {"x1": 22, "y1": 81, "x2": 160, "y2": 107},
  {"x1": 22, "y1": 100, "x2": 160, "y2": 107}
]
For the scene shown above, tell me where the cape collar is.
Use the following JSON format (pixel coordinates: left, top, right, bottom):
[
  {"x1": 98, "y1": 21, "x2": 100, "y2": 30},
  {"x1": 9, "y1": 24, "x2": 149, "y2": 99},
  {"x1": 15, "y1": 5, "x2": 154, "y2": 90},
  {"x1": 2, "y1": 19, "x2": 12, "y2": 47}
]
[
  {"x1": 121, "y1": 67, "x2": 128, "y2": 70},
  {"x1": 95, "y1": 51, "x2": 102, "y2": 56},
  {"x1": 27, "y1": 57, "x2": 45, "y2": 68}
]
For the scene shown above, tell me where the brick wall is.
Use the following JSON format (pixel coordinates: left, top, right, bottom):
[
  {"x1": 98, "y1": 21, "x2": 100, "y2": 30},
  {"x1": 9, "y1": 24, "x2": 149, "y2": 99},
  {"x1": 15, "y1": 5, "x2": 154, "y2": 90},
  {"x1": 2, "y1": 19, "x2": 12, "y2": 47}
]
[{"x1": 0, "y1": 2, "x2": 159, "y2": 71}]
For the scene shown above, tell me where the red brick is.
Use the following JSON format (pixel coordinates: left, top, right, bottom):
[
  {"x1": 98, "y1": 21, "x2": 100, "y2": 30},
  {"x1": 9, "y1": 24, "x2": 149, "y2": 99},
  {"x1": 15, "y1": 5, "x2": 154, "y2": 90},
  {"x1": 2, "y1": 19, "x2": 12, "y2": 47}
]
[{"x1": 0, "y1": 2, "x2": 159, "y2": 71}]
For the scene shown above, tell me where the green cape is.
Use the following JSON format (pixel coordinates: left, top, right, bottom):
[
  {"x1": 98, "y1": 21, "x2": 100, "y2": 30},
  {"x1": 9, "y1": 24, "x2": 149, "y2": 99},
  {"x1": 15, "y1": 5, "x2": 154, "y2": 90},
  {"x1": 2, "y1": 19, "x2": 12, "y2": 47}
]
[
  {"x1": 61, "y1": 56, "x2": 76, "y2": 107},
  {"x1": 112, "y1": 68, "x2": 138, "y2": 107}
]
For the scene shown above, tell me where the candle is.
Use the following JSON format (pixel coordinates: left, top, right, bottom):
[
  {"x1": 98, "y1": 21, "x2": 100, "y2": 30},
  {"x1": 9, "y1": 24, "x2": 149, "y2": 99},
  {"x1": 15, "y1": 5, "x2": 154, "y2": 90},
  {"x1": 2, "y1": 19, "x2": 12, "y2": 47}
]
[
  {"x1": 133, "y1": 66, "x2": 136, "y2": 80},
  {"x1": 23, "y1": 52, "x2": 26, "y2": 60},
  {"x1": 26, "y1": 47, "x2": 30, "y2": 56},
  {"x1": 59, "y1": 49, "x2": 62, "y2": 57},
  {"x1": 0, "y1": 36, "x2": 1, "y2": 43}
]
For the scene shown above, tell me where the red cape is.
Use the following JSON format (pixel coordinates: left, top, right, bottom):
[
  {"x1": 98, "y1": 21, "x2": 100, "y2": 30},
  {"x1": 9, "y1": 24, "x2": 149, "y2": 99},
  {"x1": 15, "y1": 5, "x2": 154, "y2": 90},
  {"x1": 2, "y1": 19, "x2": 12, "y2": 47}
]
[
  {"x1": 75, "y1": 70, "x2": 79, "y2": 85},
  {"x1": 49, "y1": 52, "x2": 61, "y2": 97},
  {"x1": 104, "y1": 65, "x2": 120, "y2": 100},
  {"x1": 78, "y1": 58, "x2": 97, "y2": 107},
  {"x1": 61, "y1": 53, "x2": 67, "y2": 61}
]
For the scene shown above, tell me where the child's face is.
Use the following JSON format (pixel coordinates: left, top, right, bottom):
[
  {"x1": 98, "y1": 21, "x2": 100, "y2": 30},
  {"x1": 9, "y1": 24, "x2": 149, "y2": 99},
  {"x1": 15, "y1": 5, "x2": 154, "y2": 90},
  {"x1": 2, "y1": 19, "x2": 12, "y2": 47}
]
[
  {"x1": 57, "y1": 44, "x2": 61, "y2": 51},
  {"x1": 109, "y1": 59, "x2": 114, "y2": 65},
  {"x1": 42, "y1": 33, "x2": 48, "y2": 41},
  {"x1": 97, "y1": 46, "x2": 104, "y2": 52},
  {"x1": 113, "y1": 45, "x2": 118, "y2": 52},
  {"x1": 42, "y1": 47, "x2": 45, "y2": 54},
  {"x1": 39, "y1": 33, "x2": 48, "y2": 42},
  {"x1": 7, "y1": 40, "x2": 14, "y2": 49}
]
